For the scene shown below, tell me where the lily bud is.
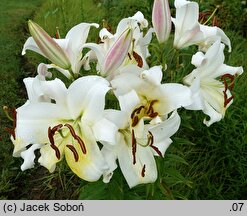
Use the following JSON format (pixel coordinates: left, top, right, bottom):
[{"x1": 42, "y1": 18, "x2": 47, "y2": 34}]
[
  {"x1": 28, "y1": 20, "x2": 71, "y2": 69},
  {"x1": 152, "y1": 0, "x2": 171, "y2": 43},
  {"x1": 103, "y1": 27, "x2": 133, "y2": 76}
]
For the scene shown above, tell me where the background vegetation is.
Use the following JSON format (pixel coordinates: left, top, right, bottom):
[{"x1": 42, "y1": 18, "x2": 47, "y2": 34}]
[{"x1": 0, "y1": 0, "x2": 246, "y2": 199}]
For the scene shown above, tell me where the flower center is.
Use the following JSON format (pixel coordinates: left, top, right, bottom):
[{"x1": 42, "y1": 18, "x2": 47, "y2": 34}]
[
  {"x1": 48, "y1": 123, "x2": 87, "y2": 162},
  {"x1": 130, "y1": 100, "x2": 159, "y2": 127}
]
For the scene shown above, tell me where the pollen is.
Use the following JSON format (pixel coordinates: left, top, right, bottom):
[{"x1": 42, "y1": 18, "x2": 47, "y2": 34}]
[
  {"x1": 132, "y1": 129, "x2": 137, "y2": 165},
  {"x1": 65, "y1": 123, "x2": 87, "y2": 154},
  {"x1": 66, "y1": 144, "x2": 79, "y2": 162}
]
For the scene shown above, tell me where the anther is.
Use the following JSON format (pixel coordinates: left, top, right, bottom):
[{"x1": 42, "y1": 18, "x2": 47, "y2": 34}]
[
  {"x1": 65, "y1": 123, "x2": 77, "y2": 138},
  {"x1": 50, "y1": 144, "x2": 61, "y2": 160},
  {"x1": 75, "y1": 136, "x2": 87, "y2": 154},
  {"x1": 141, "y1": 164, "x2": 146, "y2": 177},
  {"x1": 133, "y1": 51, "x2": 143, "y2": 68},
  {"x1": 66, "y1": 145, "x2": 79, "y2": 162},
  {"x1": 48, "y1": 127, "x2": 55, "y2": 146},
  {"x1": 221, "y1": 74, "x2": 235, "y2": 108},
  {"x1": 51, "y1": 124, "x2": 63, "y2": 133},
  {"x1": 148, "y1": 131, "x2": 162, "y2": 157},
  {"x1": 132, "y1": 129, "x2": 137, "y2": 165},
  {"x1": 65, "y1": 123, "x2": 87, "y2": 154},
  {"x1": 132, "y1": 116, "x2": 139, "y2": 127}
]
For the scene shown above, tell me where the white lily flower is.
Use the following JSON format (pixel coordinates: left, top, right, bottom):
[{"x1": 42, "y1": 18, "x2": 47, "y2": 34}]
[
  {"x1": 83, "y1": 11, "x2": 154, "y2": 79},
  {"x1": 13, "y1": 76, "x2": 113, "y2": 181},
  {"x1": 183, "y1": 40, "x2": 243, "y2": 126},
  {"x1": 101, "y1": 108, "x2": 181, "y2": 188},
  {"x1": 172, "y1": 0, "x2": 231, "y2": 51},
  {"x1": 22, "y1": 20, "x2": 99, "y2": 77},
  {"x1": 111, "y1": 65, "x2": 192, "y2": 115}
]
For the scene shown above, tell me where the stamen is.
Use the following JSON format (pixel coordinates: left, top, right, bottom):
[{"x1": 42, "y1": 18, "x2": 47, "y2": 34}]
[
  {"x1": 131, "y1": 106, "x2": 144, "y2": 119},
  {"x1": 65, "y1": 123, "x2": 77, "y2": 138},
  {"x1": 148, "y1": 131, "x2": 162, "y2": 157},
  {"x1": 221, "y1": 74, "x2": 235, "y2": 108},
  {"x1": 132, "y1": 129, "x2": 137, "y2": 165},
  {"x1": 221, "y1": 74, "x2": 235, "y2": 91},
  {"x1": 50, "y1": 144, "x2": 61, "y2": 160},
  {"x1": 75, "y1": 136, "x2": 87, "y2": 154},
  {"x1": 4, "y1": 108, "x2": 17, "y2": 140},
  {"x1": 141, "y1": 164, "x2": 146, "y2": 177},
  {"x1": 66, "y1": 145, "x2": 79, "y2": 162},
  {"x1": 133, "y1": 51, "x2": 143, "y2": 68},
  {"x1": 147, "y1": 100, "x2": 158, "y2": 115},
  {"x1": 132, "y1": 116, "x2": 139, "y2": 127},
  {"x1": 131, "y1": 105, "x2": 144, "y2": 127},
  {"x1": 51, "y1": 124, "x2": 63, "y2": 133},
  {"x1": 65, "y1": 123, "x2": 87, "y2": 154},
  {"x1": 5, "y1": 128, "x2": 16, "y2": 139},
  {"x1": 48, "y1": 124, "x2": 63, "y2": 159},
  {"x1": 48, "y1": 127, "x2": 55, "y2": 146}
]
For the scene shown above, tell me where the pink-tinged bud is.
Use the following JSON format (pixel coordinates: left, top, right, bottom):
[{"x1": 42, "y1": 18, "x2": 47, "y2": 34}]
[
  {"x1": 28, "y1": 20, "x2": 71, "y2": 69},
  {"x1": 152, "y1": 0, "x2": 171, "y2": 43},
  {"x1": 103, "y1": 27, "x2": 133, "y2": 76}
]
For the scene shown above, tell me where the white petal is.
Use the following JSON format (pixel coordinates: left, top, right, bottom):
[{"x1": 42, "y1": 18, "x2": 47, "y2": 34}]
[
  {"x1": 65, "y1": 23, "x2": 99, "y2": 73},
  {"x1": 191, "y1": 52, "x2": 207, "y2": 68},
  {"x1": 140, "y1": 66, "x2": 163, "y2": 86},
  {"x1": 82, "y1": 43, "x2": 106, "y2": 72},
  {"x1": 118, "y1": 90, "x2": 141, "y2": 114},
  {"x1": 67, "y1": 76, "x2": 110, "y2": 122},
  {"x1": 22, "y1": 37, "x2": 43, "y2": 56},
  {"x1": 152, "y1": 138, "x2": 172, "y2": 157},
  {"x1": 184, "y1": 76, "x2": 205, "y2": 110},
  {"x1": 101, "y1": 145, "x2": 118, "y2": 183},
  {"x1": 37, "y1": 63, "x2": 52, "y2": 80},
  {"x1": 149, "y1": 111, "x2": 181, "y2": 143},
  {"x1": 99, "y1": 28, "x2": 114, "y2": 41},
  {"x1": 20, "y1": 144, "x2": 43, "y2": 171},
  {"x1": 65, "y1": 124, "x2": 108, "y2": 181},
  {"x1": 39, "y1": 143, "x2": 63, "y2": 173},
  {"x1": 213, "y1": 65, "x2": 244, "y2": 78},
  {"x1": 104, "y1": 109, "x2": 129, "y2": 129},
  {"x1": 16, "y1": 103, "x2": 70, "y2": 144},
  {"x1": 118, "y1": 137, "x2": 157, "y2": 188},
  {"x1": 92, "y1": 118, "x2": 118, "y2": 145},
  {"x1": 66, "y1": 23, "x2": 99, "y2": 53},
  {"x1": 150, "y1": 83, "x2": 192, "y2": 114},
  {"x1": 111, "y1": 65, "x2": 144, "y2": 96},
  {"x1": 200, "y1": 25, "x2": 231, "y2": 52},
  {"x1": 39, "y1": 78, "x2": 67, "y2": 106},
  {"x1": 203, "y1": 101, "x2": 223, "y2": 126},
  {"x1": 174, "y1": 0, "x2": 199, "y2": 34}
]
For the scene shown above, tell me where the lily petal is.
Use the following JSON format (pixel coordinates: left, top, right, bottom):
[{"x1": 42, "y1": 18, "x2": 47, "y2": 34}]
[
  {"x1": 118, "y1": 135, "x2": 157, "y2": 188},
  {"x1": 67, "y1": 76, "x2": 110, "y2": 122},
  {"x1": 20, "y1": 144, "x2": 43, "y2": 171}
]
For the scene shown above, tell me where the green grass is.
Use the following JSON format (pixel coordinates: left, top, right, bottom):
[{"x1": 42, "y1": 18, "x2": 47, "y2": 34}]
[{"x1": 1, "y1": 0, "x2": 246, "y2": 199}]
